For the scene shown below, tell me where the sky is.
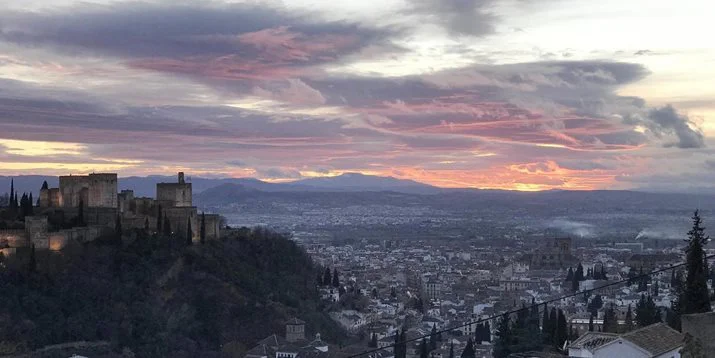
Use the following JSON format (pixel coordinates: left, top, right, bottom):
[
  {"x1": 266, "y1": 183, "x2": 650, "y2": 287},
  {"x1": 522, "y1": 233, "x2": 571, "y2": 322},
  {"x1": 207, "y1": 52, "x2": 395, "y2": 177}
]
[{"x1": 1, "y1": 0, "x2": 714, "y2": 191}]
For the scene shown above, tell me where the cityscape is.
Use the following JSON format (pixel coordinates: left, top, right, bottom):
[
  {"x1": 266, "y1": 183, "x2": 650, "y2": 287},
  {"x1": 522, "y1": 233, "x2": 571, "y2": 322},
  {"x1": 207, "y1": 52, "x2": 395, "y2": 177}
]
[{"x1": 2, "y1": 0, "x2": 715, "y2": 357}]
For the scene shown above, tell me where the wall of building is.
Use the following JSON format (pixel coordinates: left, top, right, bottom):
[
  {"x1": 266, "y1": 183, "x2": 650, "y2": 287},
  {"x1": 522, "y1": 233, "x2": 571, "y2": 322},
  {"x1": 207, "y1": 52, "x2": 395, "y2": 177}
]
[
  {"x1": 59, "y1": 175, "x2": 89, "y2": 208},
  {"x1": 156, "y1": 183, "x2": 192, "y2": 208},
  {"x1": 87, "y1": 173, "x2": 118, "y2": 208},
  {"x1": 203, "y1": 214, "x2": 221, "y2": 240},
  {"x1": 164, "y1": 206, "x2": 198, "y2": 240},
  {"x1": 25, "y1": 216, "x2": 49, "y2": 242},
  {"x1": 0, "y1": 229, "x2": 28, "y2": 248}
]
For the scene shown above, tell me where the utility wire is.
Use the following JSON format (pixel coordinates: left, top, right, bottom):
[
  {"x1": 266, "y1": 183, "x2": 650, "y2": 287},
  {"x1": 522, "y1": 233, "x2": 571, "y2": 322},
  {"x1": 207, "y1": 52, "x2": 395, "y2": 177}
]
[{"x1": 348, "y1": 253, "x2": 715, "y2": 358}]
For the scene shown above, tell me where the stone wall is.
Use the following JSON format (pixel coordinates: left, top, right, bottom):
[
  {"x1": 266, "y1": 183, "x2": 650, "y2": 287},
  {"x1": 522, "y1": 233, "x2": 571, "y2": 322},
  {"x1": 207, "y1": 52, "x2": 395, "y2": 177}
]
[
  {"x1": 204, "y1": 214, "x2": 221, "y2": 240},
  {"x1": 87, "y1": 173, "x2": 118, "y2": 208},
  {"x1": 25, "y1": 216, "x2": 48, "y2": 242},
  {"x1": 59, "y1": 175, "x2": 89, "y2": 208},
  {"x1": 164, "y1": 206, "x2": 198, "y2": 240},
  {"x1": 156, "y1": 183, "x2": 192, "y2": 208}
]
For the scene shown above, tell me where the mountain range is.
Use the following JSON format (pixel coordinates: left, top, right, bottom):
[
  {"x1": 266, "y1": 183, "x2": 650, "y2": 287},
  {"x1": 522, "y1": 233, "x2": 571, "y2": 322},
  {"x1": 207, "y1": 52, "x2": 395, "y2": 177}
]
[{"x1": 0, "y1": 172, "x2": 441, "y2": 197}]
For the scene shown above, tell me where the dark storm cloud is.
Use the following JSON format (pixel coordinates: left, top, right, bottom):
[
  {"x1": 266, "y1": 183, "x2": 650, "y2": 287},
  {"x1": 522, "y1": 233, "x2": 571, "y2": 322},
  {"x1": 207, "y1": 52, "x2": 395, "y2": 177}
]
[
  {"x1": 624, "y1": 105, "x2": 705, "y2": 149},
  {"x1": 0, "y1": 2, "x2": 396, "y2": 63},
  {"x1": 647, "y1": 105, "x2": 705, "y2": 149},
  {"x1": 409, "y1": 0, "x2": 497, "y2": 36}
]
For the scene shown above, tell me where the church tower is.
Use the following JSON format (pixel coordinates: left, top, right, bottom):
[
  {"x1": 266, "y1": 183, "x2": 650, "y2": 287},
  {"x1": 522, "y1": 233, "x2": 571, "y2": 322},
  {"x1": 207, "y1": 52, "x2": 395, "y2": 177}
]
[{"x1": 285, "y1": 318, "x2": 305, "y2": 342}]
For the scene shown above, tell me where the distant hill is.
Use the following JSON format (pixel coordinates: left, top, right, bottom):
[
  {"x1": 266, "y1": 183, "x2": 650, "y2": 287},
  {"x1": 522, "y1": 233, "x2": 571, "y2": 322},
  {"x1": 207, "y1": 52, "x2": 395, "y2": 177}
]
[
  {"x1": 0, "y1": 229, "x2": 344, "y2": 357},
  {"x1": 292, "y1": 172, "x2": 441, "y2": 194},
  {"x1": 0, "y1": 173, "x2": 442, "y2": 197}
]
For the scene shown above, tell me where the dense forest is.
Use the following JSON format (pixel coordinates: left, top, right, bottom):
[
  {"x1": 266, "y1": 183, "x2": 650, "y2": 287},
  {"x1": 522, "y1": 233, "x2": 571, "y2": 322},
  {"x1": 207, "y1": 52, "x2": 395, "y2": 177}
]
[{"x1": 0, "y1": 228, "x2": 343, "y2": 357}]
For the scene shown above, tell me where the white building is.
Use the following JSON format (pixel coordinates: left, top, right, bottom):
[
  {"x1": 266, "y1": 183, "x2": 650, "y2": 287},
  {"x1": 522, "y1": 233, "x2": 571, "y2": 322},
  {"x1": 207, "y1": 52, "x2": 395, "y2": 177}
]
[{"x1": 568, "y1": 323, "x2": 683, "y2": 358}]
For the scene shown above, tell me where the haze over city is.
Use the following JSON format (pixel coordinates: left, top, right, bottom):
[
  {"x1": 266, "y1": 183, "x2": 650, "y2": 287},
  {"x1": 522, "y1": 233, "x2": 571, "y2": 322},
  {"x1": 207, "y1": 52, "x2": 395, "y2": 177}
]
[{"x1": 1, "y1": 0, "x2": 714, "y2": 191}]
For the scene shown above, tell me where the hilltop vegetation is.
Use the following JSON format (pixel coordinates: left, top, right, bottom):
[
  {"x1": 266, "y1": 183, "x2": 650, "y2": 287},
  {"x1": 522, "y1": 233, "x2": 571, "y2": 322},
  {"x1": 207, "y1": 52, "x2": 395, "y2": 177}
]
[{"x1": 0, "y1": 228, "x2": 343, "y2": 357}]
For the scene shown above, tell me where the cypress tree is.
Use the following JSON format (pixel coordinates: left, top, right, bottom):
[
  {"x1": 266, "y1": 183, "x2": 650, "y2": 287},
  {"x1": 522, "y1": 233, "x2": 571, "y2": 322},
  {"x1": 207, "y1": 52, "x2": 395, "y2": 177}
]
[
  {"x1": 680, "y1": 210, "x2": 711, "y2": 315},
  {"x1": 28, "y1": 243, "x2": 37, "y2": 273},
  {"x1": 429, "y1": 325, "x2": 438, "y2": 351},
  {"x1": 566, "y1": 267, "x2": 573, "y2": 281},
  {"x1": 493, "y1": 315, "x2": 512, "y2": 358},
  {"x1": 332, "y1": 268, "x2": 340, "y2": 287},
  {"x1": 448, "y1": 342, "x2": 454, "y2": 358},
  {"x1": 369, "y1": 333, "x2": 378, "y2": 348},
  {"x1": 484, "y1": 321, "x2": 491, "y2": 342},
  {"x1": 625, "y1": 304, "x2": 634, "y2": 331},
  {"x1": 399, "y1": 330, "x2": 407, "y2": 358},
  {"x1": 575, "y1": 263, "x2": 584, "y2": 281},
  {"x1": 588, "y1": 314, "x2": 594, "y2": 332},
  {"x1": 28, "y1": 192, "x2": 33, "y2": 215},
  {"x1": 394, "y1": 330, "x2": 401, "y2": 358},
  {"x1": 115, "y1": 215, "x2": 122, "y2": 245},
  {"x1": 571, "y1": 275, "x2": 580, "y2": 292},
  {"x1": 542, "y1": 303, "x2": 550, "y2": 340},
  {"x1": 460, "y1": 338, "x2": 475, "y2": 358},
  {"x1": 200, "y1": 212, "x2": 206, "y2": 244},
  {"x1": 163, "y1": 215, "x2": 171, "y2": 236},
  {"x1": 144, "y1": 217, "x2": 150, "y2": 233},
  {"x1": 323, "y1": 267, "x2": 332, "y2": 287},
  {"x1": 420, "y1": 338, "x2": 429, "y2": 358},
  {"x1": 548, "y1": 308, "x2": 557, "y2": 345},
  {"x1": 156, "y1": 205, "x2": 163, "y2": 233},
  {"x1": 9, "y1": 179, "x2": 14, "y2": 207},
  {"x1": 556, "y1": 309, "x2": 567, "y2": 349},
  {"x1": 186, "y1": 218, "x2": 193, "y2": 246}
]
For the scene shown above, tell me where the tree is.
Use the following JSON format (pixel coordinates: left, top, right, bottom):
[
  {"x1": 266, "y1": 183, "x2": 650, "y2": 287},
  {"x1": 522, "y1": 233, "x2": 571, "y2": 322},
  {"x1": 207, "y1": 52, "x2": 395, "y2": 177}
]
[
  {"x1": 566, "y1": 267, "x2": 573, "y2": 282},
  {"x1": 186, "y1": 218, "x2": 193, "y2": 246},
  {"x1": 571, "y1": 275, "x2": 580, "y2": 292},
  {"x1": 588, "y1": 314, "x2": 594, "y2": 332},
  {"x1": 323, "y1": 268, "x2": 332, "y2": 288},
  {"x1": 448, "y1": 342, "x2": 454, "y2": 358},
  {"x1": 635, "y1": 294, "x2": 660, "y2": 327},
  {"x1": 541, "y1": 303, "x2": 551, "y2": 341},
  {"x1": 115, "y1": 215, "x2": 123, "y2": 245},
  {"x1": 575, "y1": 263, "x2": 585, "y2": 281},
  {"x1": 369, "y1": 333, "x2": 378, "y2": 348},
  {"x1": 625, "y1": 305, "x2": 634, "y2": 332},
  {"x1": 163, "y1": 215, "x2": 171, "y2": 236},
  {"x1": 483, "y1": 321, "x2": 491, "y2": 343},
  {"x1": 652, "y1": 281, "x2": 659, "y2": 297},
  {"x1": 28, "y1": 243, "x2": 37, "y2": 273},
  {"x1": 332, "y1": 268, "x2": 340, "y2": 287},
  {"x1": 680, "y1": 210, "x2": 711, "y2": 315},
  {"x1": 200, "y1": 212, "x2": 206, "y2": 244},
  {"x1": 460, "y1": 337, "x2": 475, "y2": 358},
  {"x1": 556, "y1": 310, "x2": 567, "y2": 349},
  {"x1": 27, "y1": 193, "x2": 34, "y2": 216},
  {"x1": 420, "y1": 338, "x2": 429, "y2": 358},
  {"x1": 78, "y1": 199, "x2": 85, "y2": 226},
  {"x1": 394, "y1": 330, "x2": 401, "y2": 358},
  {"x1": 493, "y1": 315, "x2": 512, "y2": 358},
  {"x1": 548, "y1": 308, "x2": 557, "y2": 345},
  {"x1": 156, "y1": 205, "x2": 163, "y2": 234},
  {"x1": 399, "y1": 330, "x2": 407, "y2": 358},
  {"x1": 144, "y1": 217, "x2": 150, "y2": 233},
  {"x1": 429, "y1": 325, "x2": 438, "y2": 351},
  {"x1": 602, "y1": 304, "x2": 618, "y2": 333},
  {"x1": 588, "y1": 295, "x2": 603, "y2": 316}
]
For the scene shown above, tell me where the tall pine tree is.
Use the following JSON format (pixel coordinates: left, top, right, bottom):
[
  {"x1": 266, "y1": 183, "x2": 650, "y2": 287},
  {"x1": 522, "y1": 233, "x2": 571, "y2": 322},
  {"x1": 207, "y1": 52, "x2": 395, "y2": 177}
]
[
  {"x1": 200, "y1": 212, "x2": 206, "y2": 244},
  {"x1": 460, "y1": 338, "x2": 475, "y2": 358},
  {"x1": 493, "y1": 315, "x2": 512, "y2": 358},
  {"x1": 680, "y1": 210, "x2": 711, "y2": 315},
  {"x1": 186, "y1": 218, "x2": 193, "y2": 246}
]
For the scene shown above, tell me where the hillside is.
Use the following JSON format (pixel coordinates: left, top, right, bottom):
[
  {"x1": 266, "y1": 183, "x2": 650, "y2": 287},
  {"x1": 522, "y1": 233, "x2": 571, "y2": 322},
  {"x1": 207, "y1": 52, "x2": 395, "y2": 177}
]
[{"x1": 0, "y1": 229, "x2": 343, "y2": 357}]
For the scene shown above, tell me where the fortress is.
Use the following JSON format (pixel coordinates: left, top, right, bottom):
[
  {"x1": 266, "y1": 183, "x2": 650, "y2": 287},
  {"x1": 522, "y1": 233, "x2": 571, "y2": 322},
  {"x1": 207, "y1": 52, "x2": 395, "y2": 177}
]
[{"x1": 1, "y1": 172, "x2": 221, "y2": 255}]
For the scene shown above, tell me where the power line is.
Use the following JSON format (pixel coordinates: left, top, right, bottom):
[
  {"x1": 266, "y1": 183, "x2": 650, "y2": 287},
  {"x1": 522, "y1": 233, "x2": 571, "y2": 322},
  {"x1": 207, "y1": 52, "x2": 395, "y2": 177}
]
[{"x1": 347, "y1": 254, "x2": 714, "y2": 358}]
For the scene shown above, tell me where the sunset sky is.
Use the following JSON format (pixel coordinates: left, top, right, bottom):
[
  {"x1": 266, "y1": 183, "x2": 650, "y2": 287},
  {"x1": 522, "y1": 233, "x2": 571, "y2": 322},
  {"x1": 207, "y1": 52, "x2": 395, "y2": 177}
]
[{"x1": 1, "y1": 0, "x2": 714, "y2": 191}]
